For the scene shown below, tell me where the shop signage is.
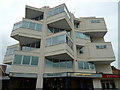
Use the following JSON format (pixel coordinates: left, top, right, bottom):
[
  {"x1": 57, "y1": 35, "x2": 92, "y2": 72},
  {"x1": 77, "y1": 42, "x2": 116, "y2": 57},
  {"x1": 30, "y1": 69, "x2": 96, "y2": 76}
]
[
  {"x1": 67, "y1": 72, "x2": 102, "y2": 78},
  {"x1": 44, "y1": 73, "x2": 67, "y2": 78},
  {"x1": 102, "y1": 74, "x2": 120, "y2": 78}
]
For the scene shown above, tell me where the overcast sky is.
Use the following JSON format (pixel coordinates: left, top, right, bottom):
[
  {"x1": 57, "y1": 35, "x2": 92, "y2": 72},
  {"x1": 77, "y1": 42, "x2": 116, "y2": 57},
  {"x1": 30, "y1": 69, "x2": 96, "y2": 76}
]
[{"x1": 0, "y1": 0, "x2": 119, "y2": 68}]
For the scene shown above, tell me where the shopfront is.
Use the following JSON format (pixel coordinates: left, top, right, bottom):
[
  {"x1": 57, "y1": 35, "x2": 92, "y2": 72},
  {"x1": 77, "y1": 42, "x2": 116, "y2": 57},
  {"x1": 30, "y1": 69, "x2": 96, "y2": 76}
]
[
  {"x1": 43, "y1": 72, "x2": 102, "y2": 89},
  {"x1": 101, "y1": 74, "x2": 120, "y2": 89}
]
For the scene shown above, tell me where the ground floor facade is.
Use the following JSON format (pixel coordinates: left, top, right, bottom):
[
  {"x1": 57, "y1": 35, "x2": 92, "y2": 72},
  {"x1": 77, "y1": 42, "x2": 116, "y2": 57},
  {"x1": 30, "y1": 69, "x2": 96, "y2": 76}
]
[{"x1": 1, "y1": 72, "x2": 120, "y2": 89}]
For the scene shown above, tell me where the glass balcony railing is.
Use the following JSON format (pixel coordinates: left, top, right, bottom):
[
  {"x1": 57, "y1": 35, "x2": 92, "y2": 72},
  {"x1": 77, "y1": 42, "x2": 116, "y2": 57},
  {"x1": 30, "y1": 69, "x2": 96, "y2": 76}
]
[
  {"x1": 13, "y1": 54, "x2": 39, "y2": 66},
  {"x1": 45, "y1": 58, "x2": 73, "y2": 69},
  {"x1": 46, "y1": 33, "x2": 73, "y2": 50},
  {"x1": 48, "y1": 5, "x2": 71, "y2": 20},
  {"x1": 78, "y1": 61, "x2": 95, "y2": 70},
  {"x1": 13, "y1": 20, "x2": 42, "y2": 31}
]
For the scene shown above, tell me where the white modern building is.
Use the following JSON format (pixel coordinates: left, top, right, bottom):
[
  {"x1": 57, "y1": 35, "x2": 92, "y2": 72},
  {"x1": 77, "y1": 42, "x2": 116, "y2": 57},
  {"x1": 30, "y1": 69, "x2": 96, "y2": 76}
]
[{"x1": 3, "y1": 3, "x2": 120, "y2": 89}]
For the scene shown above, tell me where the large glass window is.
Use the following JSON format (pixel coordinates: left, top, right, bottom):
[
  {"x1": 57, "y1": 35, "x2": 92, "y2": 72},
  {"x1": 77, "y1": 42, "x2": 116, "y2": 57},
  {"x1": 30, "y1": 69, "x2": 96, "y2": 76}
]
[
  {"x1": 13, "y1": 55, "x2": 22, "y2": 64},
  {"x1": 84, "y1": 62, "x2": 89, "y2": 69},
  {"x1": 22, "y1": 55, "x2": 31, "y2": 65},
  {"x1": 31, "y1": 56, "x2": 39, "y2": 65}
]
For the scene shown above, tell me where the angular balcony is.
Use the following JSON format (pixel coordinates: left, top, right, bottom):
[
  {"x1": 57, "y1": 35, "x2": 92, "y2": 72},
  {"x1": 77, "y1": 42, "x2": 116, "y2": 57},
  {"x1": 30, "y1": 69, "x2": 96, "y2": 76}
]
[
  {"x1": 11, "y1": 19, "x2": 42, "y2": 45},
  {"x1": 45, "y1": 31, "x2": 74, "y2": 61},
  {"x1": 9, "y1": 50, "x2": 40, "y2": 75},
  {"x1": 75, "y1": 31, "x2": 91, "y2": 46},
  {"x1": 3, "y1": 44, "x2": 19, "y2": 64},
  {"x1": 47, "y1": 4, "x2": 72, "y2": 30},
  {"x1": 77, "y1": 42, "x2": 115, "y2": 64},
  {"x1": 80, "y1": 18, "x2": 107, "y2": 38}
]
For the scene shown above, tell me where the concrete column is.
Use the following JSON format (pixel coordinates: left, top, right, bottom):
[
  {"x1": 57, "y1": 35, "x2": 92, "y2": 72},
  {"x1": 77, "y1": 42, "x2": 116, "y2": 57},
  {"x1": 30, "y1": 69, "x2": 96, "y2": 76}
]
[
  {"x1": 36, "y1": 7, "x2": 48, "y2": 89},
  {"x1": 70, "y1": 13, "x2": 77, "y2": 72},
  {"x1": 93, "y1": 79, "x2": 102, "y2": 88}
]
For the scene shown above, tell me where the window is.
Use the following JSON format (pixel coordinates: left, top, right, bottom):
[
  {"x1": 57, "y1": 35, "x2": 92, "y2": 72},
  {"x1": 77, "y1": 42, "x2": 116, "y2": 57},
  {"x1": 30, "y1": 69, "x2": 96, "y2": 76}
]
[
  {"x1": 91, "y1": 20, "x2": 100, "y2": 23},
  {"x1": 79, "y1": 47, "x2": 84, "y2": 54},
  {"x1": 13, "y1": 55, "x2": 22, "y2": 64},
  {"x1": 96, "y1": 45, "x2": 107, "y2": 49},
  {"x1": 22, "y1": 55, "x2": 31, "y2": 65},
  {"x1": 31, "y1": 56, "x2": 39, "y2": 65}
]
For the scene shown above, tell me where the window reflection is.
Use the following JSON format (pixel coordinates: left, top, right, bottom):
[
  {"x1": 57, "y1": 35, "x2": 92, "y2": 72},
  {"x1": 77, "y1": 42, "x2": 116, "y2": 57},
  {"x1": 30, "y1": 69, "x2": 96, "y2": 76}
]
[{"x1": 76, "y1": 32, "x2": 90, "y2": 40}]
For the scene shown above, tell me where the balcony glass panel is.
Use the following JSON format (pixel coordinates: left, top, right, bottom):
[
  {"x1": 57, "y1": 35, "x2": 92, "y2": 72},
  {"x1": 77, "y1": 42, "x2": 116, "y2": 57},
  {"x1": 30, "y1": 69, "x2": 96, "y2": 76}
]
[
  {"x1": 59, "y1": 61, "x2": 66, "y2": 68},
  {"x1": 13, "y1": 54, "x2": 22, "y2": 64},
  {"x1": 46, "y1": 34, "x2": 73, "y2": 49},
  {"x1": 66, "y1": 61, "x2": 72, "y2": 68},
  {"x1": 13, "y1": 20, "x2": 42, "y2": 31},
  {"x1": 76, "y1": 32, "x2": 90, "y2": 40},
  {"x1": 13, "y1": 54, "x2": 39, "y2": 66},
  {"x1": 45, "y1": 58, "x2": 53, "y2": 67},
  {"x1": 29, "y1": 22, "x2": 36, "y2": 30},
  {"x1": 6, "y1": 47, "x2": 17, "y2": 55},
  {"x1": 78, "y1": 61, "x2": 84, "y2": 69},
  {"x1": 31, "y1": 56, "x2": 39, "y2": 65},
  {"x1": 22, "y1": 21, "x2": 29, "y2": 28},
  {"x1": 48, "y1": 6, "x2": 71, "y2": 19},
  {"x1": 45, "y1": 58, "x2": 73, "y2": 69},
  {"x1": 78, "y1": 61, "x2": 95, "y2": 70},
  {"x1": 22, "y1": 55, "x2": 31, "y2": 65}
]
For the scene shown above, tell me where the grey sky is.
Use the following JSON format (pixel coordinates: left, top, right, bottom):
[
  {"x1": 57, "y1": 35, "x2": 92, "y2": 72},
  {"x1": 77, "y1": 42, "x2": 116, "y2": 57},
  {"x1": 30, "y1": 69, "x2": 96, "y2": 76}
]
[{"x1": 0, "y1": 0, "x2": 119, "y2": 68}]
